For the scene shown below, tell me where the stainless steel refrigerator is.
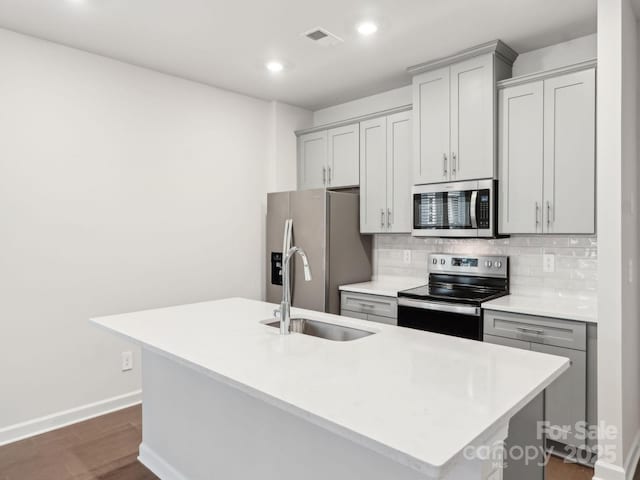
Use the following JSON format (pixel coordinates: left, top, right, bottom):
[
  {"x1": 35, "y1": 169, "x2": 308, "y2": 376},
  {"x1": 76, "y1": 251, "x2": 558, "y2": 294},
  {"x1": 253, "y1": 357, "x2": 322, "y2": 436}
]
[{"x1": 266, "y1": 189, "x2": 372, "y2": 314}]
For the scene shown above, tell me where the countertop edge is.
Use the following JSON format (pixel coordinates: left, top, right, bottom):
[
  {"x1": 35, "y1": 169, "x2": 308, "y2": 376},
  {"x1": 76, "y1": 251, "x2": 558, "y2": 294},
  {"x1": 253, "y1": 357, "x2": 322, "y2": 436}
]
[{"x1": 481, "y1": 302, "x2": 598, "y2": 324}]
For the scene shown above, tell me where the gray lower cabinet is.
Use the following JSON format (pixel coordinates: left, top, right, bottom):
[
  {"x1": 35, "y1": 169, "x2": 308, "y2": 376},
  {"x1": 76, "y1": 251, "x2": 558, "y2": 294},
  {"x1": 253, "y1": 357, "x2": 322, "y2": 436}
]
[
  {"x1": 340, "y1": 291, "x2": 397, "y2": 325},
  {"x1": 484, "y1": 309, "x2": 597, "y2": 477}
]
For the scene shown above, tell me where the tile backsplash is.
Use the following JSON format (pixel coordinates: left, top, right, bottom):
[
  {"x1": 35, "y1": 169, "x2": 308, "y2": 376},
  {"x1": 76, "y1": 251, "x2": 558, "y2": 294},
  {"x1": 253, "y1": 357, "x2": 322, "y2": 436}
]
[{"x1": 373, "y1": 235, "x2": 597, "y2": 299}]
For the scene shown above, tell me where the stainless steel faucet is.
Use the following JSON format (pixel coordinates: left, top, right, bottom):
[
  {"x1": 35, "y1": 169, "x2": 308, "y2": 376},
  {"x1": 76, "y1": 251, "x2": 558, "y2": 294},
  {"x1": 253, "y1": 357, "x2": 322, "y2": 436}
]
[{"x1": 276, "y1": 219, "x2": 312, "y2": 335}]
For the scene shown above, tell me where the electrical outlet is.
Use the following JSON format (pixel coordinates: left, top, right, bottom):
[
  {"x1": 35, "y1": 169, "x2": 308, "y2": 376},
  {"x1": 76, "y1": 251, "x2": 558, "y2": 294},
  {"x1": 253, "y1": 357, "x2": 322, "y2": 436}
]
[
  {"x1": 543, "y1": 254, "x2": 555, "y2": 273},
  {"x1": 403, "y1": 250, "x2": 412, "y2": 264},
  {"x1": 121, "y1": 351, "x2": 133, "y2": 372}
]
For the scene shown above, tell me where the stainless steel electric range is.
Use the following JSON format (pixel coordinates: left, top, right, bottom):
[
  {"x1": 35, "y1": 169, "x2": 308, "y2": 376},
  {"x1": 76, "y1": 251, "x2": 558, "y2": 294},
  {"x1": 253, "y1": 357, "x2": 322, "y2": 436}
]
[{"x1": 397, "y1": 254, "x2": 509, "y2": 340}]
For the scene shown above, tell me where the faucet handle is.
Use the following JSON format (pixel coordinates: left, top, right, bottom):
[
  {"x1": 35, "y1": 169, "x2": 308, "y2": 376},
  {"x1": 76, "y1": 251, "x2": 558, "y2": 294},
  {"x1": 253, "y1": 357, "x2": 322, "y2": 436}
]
[{"x1": 273, "y1": 309, "x2": 281, "y2": 320}]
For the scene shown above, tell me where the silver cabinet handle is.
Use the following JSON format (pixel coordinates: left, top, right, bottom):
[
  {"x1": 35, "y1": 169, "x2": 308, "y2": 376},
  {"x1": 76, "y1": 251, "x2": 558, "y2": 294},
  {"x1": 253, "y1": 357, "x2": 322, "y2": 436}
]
[
  {"x1": 322, "y1": 166, "x2": 326, "y2": 185},
  {"x1": 380, "y1": 208, "x2": 385, "y2": 227},
  {"x1": 547, "y1": 201, "x2": 552, "y2": 227},
  {"x1": 517, "y1": 327, "x2": 545, "y2": 336},
  {"x1": 452, "y1": 152, "x2": 457, "y2": 176},
  {"x1": 327, "y1": 166, "x2": 332, "y2": 185},
  {"x1": 443, "y1": 153, "x2": 448, "y2": 177},
  {"x1": 387, "y1": 208, "x2": 392, "y2": 227},
  {"x1": 535, "y1": 202, "x2": 540, "y2": 226}
]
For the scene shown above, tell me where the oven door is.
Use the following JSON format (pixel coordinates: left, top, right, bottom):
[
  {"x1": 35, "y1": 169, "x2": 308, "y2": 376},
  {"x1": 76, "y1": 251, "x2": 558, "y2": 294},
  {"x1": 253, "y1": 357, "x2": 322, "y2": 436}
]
[{"x1": 397, "y1": 298, "x2": 482, "y2": 340}]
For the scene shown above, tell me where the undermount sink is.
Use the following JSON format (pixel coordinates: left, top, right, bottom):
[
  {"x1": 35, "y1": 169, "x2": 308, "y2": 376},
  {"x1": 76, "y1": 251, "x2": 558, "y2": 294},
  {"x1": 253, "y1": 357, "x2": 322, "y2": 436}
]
[{"x1": 264, "y1": 318, "x2": 375, "y2": 342}]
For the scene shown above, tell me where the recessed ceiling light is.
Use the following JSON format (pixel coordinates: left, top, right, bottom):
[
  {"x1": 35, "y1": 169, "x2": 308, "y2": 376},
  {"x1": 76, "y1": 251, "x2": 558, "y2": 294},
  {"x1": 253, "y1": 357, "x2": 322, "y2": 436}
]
[
  {"x1": 357, "y1": 22, "x2": 378, "y2": 36},
  {"x1": 266, "y1": 61, "x2": 284, "y2": 73}
]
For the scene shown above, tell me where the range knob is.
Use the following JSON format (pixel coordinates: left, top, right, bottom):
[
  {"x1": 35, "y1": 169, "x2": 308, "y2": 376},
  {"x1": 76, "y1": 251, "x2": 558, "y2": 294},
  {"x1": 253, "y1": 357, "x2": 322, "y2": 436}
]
[
  {"x1": 495, "y1": 261, "x2": 503, "y2": 269},
  {"x1": 432, "y1": 258, "x2": 438, "y2": 265},
  {"x1": 485, "y1": 260, "x2": 493, "y2": 268},
  {"x1": 440, "y1": 258, "x2": 446, "y2": 265}
]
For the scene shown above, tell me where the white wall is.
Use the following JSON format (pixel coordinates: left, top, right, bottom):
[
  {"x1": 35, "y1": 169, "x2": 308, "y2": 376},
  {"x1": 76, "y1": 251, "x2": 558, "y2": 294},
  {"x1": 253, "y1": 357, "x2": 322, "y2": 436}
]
[
  {"x1": 312, "y1": 85, "x2": 412, "y2": 127},
  {"x1": 512, "y1": 34, "x2": 597, "y2": 76},
  {"x1": 267, "y1": 102, "x2": 312, "y2": 192},
  {"x1": 595, "y1": 1, "x2": 640, "y2": 479},
  {"x1": 0, "y1": 28, "x2": 277, "y2": 438}
]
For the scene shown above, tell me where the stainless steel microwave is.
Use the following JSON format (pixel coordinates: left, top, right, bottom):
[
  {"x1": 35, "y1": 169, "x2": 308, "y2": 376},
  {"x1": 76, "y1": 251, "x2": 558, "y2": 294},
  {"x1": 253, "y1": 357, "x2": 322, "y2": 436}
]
[{"x1": 412, "y1": 179, "x2": 497, "y2": 238}]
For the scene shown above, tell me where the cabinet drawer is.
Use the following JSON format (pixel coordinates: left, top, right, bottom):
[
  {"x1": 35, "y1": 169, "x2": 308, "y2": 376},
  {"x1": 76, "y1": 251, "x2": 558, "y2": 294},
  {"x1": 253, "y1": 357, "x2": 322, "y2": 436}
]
[
  {"x1": 483, "y1": 334, "x2": 530, "y2": 350},
  {"x1": 340, "y1": 309, "x2": 368, "y2": 321},
  {"x1": 367, "y1": 313, "x2": 397, "y2": 326},
  {"x1": 340, "y1": 292, "x2": 397, "y2": 319},
  {"x1": 484, "y1": 310, "x2": 586, "y2": 351}
]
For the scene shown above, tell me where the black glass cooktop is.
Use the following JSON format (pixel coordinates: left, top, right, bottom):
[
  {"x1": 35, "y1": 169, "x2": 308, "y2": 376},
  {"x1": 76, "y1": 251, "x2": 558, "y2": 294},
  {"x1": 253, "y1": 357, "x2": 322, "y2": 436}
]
[{"x1": 398, "y1": 284, "x2": 508, "y2": 305}]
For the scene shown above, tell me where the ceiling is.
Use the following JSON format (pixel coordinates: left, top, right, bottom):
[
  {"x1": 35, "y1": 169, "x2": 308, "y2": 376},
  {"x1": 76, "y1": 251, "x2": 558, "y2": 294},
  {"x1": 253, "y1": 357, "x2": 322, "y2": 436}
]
[{"x1": 0, "y1": 0, "x2": 596, "y2": 110}]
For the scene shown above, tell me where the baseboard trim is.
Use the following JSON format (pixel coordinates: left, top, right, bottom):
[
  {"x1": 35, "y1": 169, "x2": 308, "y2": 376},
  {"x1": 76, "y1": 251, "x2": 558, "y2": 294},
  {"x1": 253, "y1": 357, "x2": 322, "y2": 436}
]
[
  {"x1": 624, "y1": 429, "x2": 640, "y2": 480},
  {"x1": 593, "y1": 430, "x2": 640, "y2": 480},
  {"x1": 139, "y1": 443, "x2": 188, "y2": 480},
  {"x1": 0, "y1": 390, "x2": 142, "y2": 446}
]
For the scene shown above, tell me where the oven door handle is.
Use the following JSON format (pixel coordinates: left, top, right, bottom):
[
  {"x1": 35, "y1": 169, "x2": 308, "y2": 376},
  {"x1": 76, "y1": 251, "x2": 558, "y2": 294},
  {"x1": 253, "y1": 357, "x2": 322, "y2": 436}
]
[
  {"x1": 470, "y1": 191, "x2": 478, "y2": 229},
  {"x1": 398, "y1": 298, "x2": 481, "y2": 316}
]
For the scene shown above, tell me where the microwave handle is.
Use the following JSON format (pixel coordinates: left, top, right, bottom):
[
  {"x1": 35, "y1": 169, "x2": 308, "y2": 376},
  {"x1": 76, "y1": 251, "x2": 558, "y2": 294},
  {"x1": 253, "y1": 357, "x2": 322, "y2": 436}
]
[{"x1": 470, "y1": 191, "x2": 478, "y2": 228}]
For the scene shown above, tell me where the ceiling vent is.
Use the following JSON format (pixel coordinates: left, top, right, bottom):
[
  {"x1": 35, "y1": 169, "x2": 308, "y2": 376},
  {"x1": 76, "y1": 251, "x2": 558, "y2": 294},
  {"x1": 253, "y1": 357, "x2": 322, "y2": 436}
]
[{"x1": 303, "y1": 27, "x2": 343, "y2": 47}]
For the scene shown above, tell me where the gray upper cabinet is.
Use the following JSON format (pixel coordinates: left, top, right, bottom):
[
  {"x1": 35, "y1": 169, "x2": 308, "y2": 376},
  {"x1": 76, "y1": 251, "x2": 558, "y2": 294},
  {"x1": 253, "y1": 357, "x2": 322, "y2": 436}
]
[
  {"x1": 360, "y1": 110, "x2": 412, "y2": 233},
  {"x1": 499, "y1": 81, "x2": 545, "y2": 234},
  {"x1": 360, "y1": 116, "x2": 387, "y2": 233},
  {"x1": 413, "y1": 67, "x2": 451, "y2": 184},
  {"x1": 298, "y1": 131, "x2": 327, "y2": 190},
  {"x1": 410, "y1": 42, "x2": 517, "y2": 185},
  {"x1": 498, "y1": 63, "x2": 596, "y2": 235},
  {"x1": 297, "y1": 123, "x2": 359, "y2": 190},
  {"x1": 543, "y1": 69, "x2": 596, "y2": 234},
  {"x1": 450, "y1": 55, "x2": 495, "y2": 182},
  {"x1": 387, "y1": 111, "x2": 412, "y2": 233},
  {"x1": 327, "y1": 124, "x2": 360, "y2": 188}
]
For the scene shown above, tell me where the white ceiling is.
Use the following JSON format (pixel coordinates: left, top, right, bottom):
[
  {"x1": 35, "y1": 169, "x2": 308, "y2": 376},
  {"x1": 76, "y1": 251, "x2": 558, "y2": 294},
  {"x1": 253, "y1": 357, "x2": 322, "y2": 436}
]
[{"x1": 0, "y1": 0, "x2": 596, "y2": 110}]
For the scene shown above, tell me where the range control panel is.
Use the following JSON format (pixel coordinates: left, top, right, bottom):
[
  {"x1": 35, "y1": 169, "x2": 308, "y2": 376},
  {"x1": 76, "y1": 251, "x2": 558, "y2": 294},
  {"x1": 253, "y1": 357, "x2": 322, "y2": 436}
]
[{"x1": 428, "y1": 254, "x2": 508, "y2": 278}]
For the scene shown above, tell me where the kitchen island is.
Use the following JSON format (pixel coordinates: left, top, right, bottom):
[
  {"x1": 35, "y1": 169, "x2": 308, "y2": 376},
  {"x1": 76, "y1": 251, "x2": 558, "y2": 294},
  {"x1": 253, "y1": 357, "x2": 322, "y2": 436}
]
[{"x1": 91, "y1": 298, "x2": 568, "y2": 480}]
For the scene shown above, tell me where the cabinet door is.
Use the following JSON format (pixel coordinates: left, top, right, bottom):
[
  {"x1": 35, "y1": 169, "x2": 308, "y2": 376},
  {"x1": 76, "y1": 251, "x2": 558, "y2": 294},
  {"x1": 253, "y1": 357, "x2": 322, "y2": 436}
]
[
  {"x1": 413, "y1": 67, "x2": 450, "y2": 184},
  {"x1": 298, "y1": 131, "x2": 327, "y2": 190},
  {"x1": 484, "y1": 335, "x2": 543, "y2": 480},
  {"x1": 531, "y1": 343, "x2": 587, "y2": 449},
  {"x1": 450, "y1": 54, "x2": 494, "y2": 181},
  {"x1": 327, "y1": 124, "x2": 359, "y2": 188},
  {"x1": 387, "y1": 111, "x2": 412, "y2": 233},
  {"x1": 498, "y1": 81, "x2": 544, "y2": 234},
  {"x1": 359, "y1": 117, "x2": 388, "y2": 233},
  {"x1": 543, "y1": 69, "x2": 596, "y2": 234}
]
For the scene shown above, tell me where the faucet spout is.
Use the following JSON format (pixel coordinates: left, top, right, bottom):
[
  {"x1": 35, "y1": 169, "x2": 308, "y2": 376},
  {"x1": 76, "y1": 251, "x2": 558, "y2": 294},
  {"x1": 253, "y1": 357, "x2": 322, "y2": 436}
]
[{"x1": 279, "y1": 245, "x2": 312, "y2": 335}]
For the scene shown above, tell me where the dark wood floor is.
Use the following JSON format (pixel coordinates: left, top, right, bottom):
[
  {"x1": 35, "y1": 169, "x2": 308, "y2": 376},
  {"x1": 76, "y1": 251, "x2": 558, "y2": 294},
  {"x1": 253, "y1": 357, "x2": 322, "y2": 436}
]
[
  {"x1": 0, "y1": 405, "x2": 629, "y2": 480},
  {"x1": 0, "y1": 405, "x2": 155, "y2": 480}
]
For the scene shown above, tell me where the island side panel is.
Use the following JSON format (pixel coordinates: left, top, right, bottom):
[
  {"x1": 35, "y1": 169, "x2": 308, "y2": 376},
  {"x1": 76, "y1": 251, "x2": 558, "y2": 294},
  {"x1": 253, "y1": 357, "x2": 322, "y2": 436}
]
[{"x1": 138, "y1": 348, "x2": 505, "y2": 480}]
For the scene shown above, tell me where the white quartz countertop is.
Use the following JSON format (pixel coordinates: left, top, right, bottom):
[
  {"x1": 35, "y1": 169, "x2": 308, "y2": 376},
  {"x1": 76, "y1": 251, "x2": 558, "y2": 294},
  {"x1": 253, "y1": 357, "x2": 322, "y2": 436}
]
[
  {"x1": 91, "y1": 298, "x2": 568, "y2": 476},
  {"x1": 482, "y1": 294, "x2": 597, "y2": 323},
  {"x1": 339, "y1": 277, "x2": 425, "y2": 297}
]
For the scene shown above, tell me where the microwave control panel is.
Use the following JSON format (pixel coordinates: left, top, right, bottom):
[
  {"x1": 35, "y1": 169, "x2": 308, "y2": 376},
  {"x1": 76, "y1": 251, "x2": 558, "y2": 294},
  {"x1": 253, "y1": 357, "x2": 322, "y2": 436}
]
[{"x1": 477, "y1": 189, "x2": 490, "y2": 229}]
